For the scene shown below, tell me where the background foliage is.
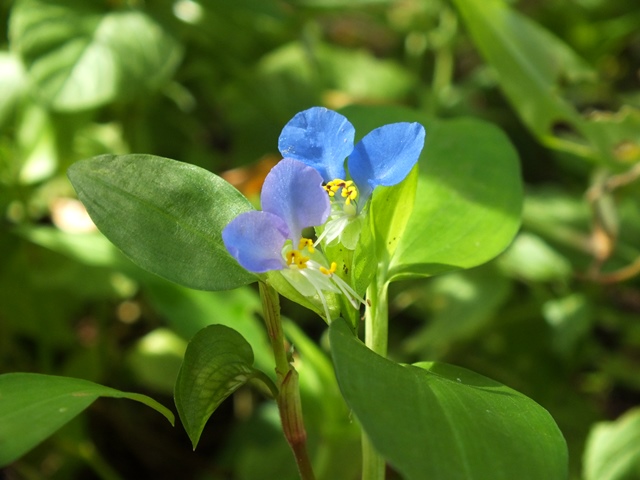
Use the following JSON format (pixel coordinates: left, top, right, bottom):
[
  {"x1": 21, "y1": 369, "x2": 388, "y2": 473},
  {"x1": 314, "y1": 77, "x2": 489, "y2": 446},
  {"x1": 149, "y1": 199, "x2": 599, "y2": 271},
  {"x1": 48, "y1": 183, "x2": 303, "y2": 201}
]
[{"x1": 1, "y1": 0, "x2": 640, "y2": 478}]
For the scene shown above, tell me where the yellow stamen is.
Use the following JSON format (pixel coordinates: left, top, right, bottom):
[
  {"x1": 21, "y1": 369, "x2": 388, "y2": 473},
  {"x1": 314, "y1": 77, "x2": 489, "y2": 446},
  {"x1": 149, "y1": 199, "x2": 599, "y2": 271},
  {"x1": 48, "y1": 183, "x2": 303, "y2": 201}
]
[
  {"x1": 320, "y1": 261, "x2": 338, "y2": 276},
  {"x1": 298, "y1": 238, "x2": 315, "y2": 253},
  {"x1": 286, "y1": 250, "x2": 309, "y2": 269},
  {"x1": 325, "y1": 178, "x2": 358, "y2": 205}
]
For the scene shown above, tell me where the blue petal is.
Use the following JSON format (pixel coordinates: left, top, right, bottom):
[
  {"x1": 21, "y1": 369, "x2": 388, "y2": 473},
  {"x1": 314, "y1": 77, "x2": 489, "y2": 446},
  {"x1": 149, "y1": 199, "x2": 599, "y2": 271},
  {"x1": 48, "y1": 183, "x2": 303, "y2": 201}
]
[
  {"x1": 278, "y1": 107, "x2": 355, "y2": 181},
  {"x1": 261, "y1": 158, "x2": 330, "y2": 241},
  {"x1": 222, "y1": 211, "x2": 289, "y2": 273},
  {"x1": 348, "y1": 122, "x2": 426, "y2": 203}
]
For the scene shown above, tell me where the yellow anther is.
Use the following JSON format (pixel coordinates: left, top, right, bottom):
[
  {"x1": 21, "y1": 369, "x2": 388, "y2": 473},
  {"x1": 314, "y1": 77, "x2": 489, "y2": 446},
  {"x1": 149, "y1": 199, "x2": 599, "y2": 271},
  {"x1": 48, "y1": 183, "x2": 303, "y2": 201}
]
[
  {"x1": 325, "y1": 178, "x2": 358, "y2": 205},
  {"x1": 286, "y1": 250, "x2": 309, "y2": 269},
  {"x1": 299, "y1": 238, "x2": 315, "y2": 253},
  {"x1": 320, "y1": 261, "x2": 338, "y2": 276}
]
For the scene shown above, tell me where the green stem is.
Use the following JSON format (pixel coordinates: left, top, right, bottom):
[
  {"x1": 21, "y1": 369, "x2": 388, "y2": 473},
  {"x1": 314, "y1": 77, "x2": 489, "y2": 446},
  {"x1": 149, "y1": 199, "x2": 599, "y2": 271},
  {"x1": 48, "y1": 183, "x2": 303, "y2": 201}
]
[
  {"x1": 259, "y1": 281, "x2": 316, "y2": 480},
  {"x1": 361, "y1": 275, "x2": 389, "y2": 480}
]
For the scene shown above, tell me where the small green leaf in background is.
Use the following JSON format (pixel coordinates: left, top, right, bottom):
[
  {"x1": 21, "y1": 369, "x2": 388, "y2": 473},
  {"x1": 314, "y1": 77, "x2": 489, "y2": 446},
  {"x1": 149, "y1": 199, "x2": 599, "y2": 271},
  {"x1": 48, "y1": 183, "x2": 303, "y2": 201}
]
[
  {"x1": 174, "y1": 324, "x2": 276, "y2": 449},
  {"x1": 0, "y1": 373, "x2": 174, "y2": 467},
  {"x1": 543, "y1": 293, "x2": 594, "y2": 358},
  {"x1": 9, "y1": 0, "x2": 182, "y2": 111},
  {"x1": 330, "y1": 318, "x2": 568, "y2": 480},
  {"x1": 67, "y1": 154, "x2": 257, "y2": 291},
  {"x1": 498, "y1": 232, "x2": 573, "y2": 282},
  {"x1": 402, "y1": 266, "x2": 512, "y2": 358},
  {"x1": 583, "y1": 407, "x2": 640, "y2": 480},
  {"x1": 450, "y1": 0, "x2": 592, "y2": 148},
  {"x1": 0, "y1": 51, "x2": 25, "y2": 128}
]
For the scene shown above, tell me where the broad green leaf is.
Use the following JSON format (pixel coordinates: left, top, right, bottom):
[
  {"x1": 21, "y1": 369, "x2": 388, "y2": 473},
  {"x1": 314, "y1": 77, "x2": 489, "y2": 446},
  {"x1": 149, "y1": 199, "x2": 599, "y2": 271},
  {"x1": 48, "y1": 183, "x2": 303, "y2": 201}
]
[
  {"x1": 174, "y1": 324, "x2": 275, "y2": 449},
  {"x1": 329, "y1": 318, "x2": 568, "y2": 480},
  {"x1": 371, "y1": 165, "x2": 418, "y2": 260},
  {"x1": 450, "y1": 0, "x2": 592, "y2": 152},
  {"x1": 584, "y1": 407, "x2": 640, "y2": 480},
  {"x1": 389, "y1": 117, "x2": 522, "y2": 280},
  {"x1": 67, "y1": 154, "x2": 257, "y2": 291},
  {"x1": 9, "y1": 0, "x2": 182, "y2": 111},
  {"x1": 0, "y1": 373, "x2": 174, "y2": 467}
]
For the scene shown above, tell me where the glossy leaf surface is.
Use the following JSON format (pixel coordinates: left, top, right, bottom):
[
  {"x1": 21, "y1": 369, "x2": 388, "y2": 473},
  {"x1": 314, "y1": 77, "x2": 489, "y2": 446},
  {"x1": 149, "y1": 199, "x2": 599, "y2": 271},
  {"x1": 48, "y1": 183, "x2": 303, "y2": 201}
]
[
  {"x1": 330, "y1": 318, "x2": 568, "y2": 480},
  {"x1": 68, "y1": 154, "x2": 256, "y2": 291}
]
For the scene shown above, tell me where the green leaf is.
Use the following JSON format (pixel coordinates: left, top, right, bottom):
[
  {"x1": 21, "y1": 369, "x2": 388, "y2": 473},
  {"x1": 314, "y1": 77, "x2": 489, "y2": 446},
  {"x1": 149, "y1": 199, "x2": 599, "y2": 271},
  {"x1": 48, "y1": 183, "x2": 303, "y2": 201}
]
[
  {"x1": 9, "y1": 0, "x2": 182, "y2": 111},
  {"x1": 371, "y1": 165, "x2": 418, "y2": 260},
  {"x1": 389, "y1": 117, "x2": 523, "y2": 280},
  {"x1": 67, "y1": 154, "x2": 257, "y2": 291},
  {"x1": 0, "y1": 51, "x2": 26, "y2": 127},
  {"x1": 583, "y1": 407, "x2": 640, "y2": 480},
  {"x1": 450, "y1": 0, "x2": 592, "y2": 150},
  {"x1": 174, "y1": 324, "x2": 275, "y2": 449},
  {"x1": 329, "y1": 318, "x2": 568, "y2": 480},
  {"x1": 0, "y1": 373, "x2": 174, "y2": 467}
]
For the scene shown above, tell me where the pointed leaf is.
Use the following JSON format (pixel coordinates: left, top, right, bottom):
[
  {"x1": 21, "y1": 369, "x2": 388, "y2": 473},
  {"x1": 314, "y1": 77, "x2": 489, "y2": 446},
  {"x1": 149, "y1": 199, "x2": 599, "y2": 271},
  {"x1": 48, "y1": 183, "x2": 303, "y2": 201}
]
[
  {"x1": 0, "y1": 373, "x2": 174, "y2": 467},
  {"x1": 174, "y1": 325, "x2": 275, "y2": 449},
  {"x1": 329, "y1": 318, "x2": 568, "y2": 480},
  {"x1": 68, "y1": 154, "x2": 257, "y2": 291}
]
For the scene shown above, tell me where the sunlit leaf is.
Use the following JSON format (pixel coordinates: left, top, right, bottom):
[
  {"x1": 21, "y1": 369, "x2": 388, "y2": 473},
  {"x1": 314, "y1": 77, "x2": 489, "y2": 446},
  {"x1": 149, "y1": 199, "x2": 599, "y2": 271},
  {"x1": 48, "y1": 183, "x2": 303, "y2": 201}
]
[
  {"x1": 0, "y1": 373, "x2": 174, "y2": 467},
  {"x1": 9, "y1": 0, "x2": 182, "y2": 111},
  {"x1": 0, "y1": 51, "x2": 26, "y2": 127},
  {"x1": 390, "y1": 117, "x2": 522, "y2": 280},
  {"x1": 584, "y1": 407, "x2": 640, "y2": 480},
  {"x1": 371, "y1": 166, "x2": 418, "y2": 260},
  {"x1": 330, "y1": 318, "x2": 568, "y2": 480},
  {"x1": 68, "y1": 154, "x2": 257, "y2": 291}
]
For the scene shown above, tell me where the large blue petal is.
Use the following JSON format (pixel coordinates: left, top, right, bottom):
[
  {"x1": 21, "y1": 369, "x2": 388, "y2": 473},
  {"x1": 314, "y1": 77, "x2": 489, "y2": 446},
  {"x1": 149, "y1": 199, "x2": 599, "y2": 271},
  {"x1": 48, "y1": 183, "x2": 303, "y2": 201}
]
[
  {"x1": 278, "y1": 107, "x2": 355, "y2": 181},
  {"x1": 222, "y1": 211, "x2": 289, "y2": 273},
  {"x1": 348, "y1": 122, "x2": 426, "y2": 203},
  {"x1": 261, "y1": 158, "x2": 330, "y2": 241}
]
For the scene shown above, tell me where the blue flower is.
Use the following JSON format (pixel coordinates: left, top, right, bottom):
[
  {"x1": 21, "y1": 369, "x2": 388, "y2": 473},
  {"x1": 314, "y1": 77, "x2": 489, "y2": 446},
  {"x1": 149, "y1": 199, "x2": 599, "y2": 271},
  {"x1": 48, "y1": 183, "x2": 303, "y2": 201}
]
[
  {"x1": 222, "y1": 158, "x2": 364, "y2": 321},
  {"x1": 278, "y1": 107, "x2": 426, "y2": 248}
]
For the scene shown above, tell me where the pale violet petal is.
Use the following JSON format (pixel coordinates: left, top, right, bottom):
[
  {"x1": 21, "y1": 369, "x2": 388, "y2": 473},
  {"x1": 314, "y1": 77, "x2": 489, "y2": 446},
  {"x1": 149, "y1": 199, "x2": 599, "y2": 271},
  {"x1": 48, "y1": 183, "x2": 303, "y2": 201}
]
[
  {"x1": 278, "y1": 107, "x2": 355, "y2": 181},
  {"x1": 222, "y1": 211, "x2": 288, "y2": 273},
  {"x1": 261, "y1": 158, "x2": 330, "y2": 241}
]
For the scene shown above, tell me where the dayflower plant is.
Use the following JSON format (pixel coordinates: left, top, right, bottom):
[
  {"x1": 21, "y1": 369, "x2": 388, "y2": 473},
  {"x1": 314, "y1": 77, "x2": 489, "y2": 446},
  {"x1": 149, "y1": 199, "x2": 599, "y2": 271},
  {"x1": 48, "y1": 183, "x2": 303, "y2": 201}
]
[
  {"x1": 222, "y1": 158, "x2": 365, "y2": 321},
  {"x1": 278, "y1": 107, "x2": 426, "y2": 248}
]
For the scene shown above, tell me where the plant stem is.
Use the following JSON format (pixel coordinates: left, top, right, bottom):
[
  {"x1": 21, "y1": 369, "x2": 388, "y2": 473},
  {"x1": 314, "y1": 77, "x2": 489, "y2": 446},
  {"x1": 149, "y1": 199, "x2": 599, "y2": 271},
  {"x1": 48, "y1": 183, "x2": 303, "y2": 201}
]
[
  {"x1": 259, "y1": 281, "x2": 316, "y2": 480},
  {"x1": 361, "y1": 275, "x2": 389, "y2": 480}
]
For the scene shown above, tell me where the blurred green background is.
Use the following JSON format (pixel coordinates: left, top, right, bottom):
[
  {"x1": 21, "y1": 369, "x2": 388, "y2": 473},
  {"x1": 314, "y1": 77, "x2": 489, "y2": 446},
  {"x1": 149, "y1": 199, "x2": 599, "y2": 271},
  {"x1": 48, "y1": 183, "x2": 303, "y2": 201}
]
[{"x1": 1, "y1": 0, "x2": 640, "y2": 479}]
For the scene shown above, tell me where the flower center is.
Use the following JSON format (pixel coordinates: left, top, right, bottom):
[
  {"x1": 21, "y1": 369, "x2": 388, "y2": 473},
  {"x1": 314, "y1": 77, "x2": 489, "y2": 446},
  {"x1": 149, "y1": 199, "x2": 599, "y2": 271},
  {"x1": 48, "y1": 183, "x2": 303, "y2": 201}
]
[
  {"x1": 284, "y1": 238, "x2": 337, "y2": 276},
  {"x1": 280, "y1": 237, "x2": 365, "y2": 322},
  {"x1": 324, "y1": 179, "x2": 358, "y2": 206}
]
